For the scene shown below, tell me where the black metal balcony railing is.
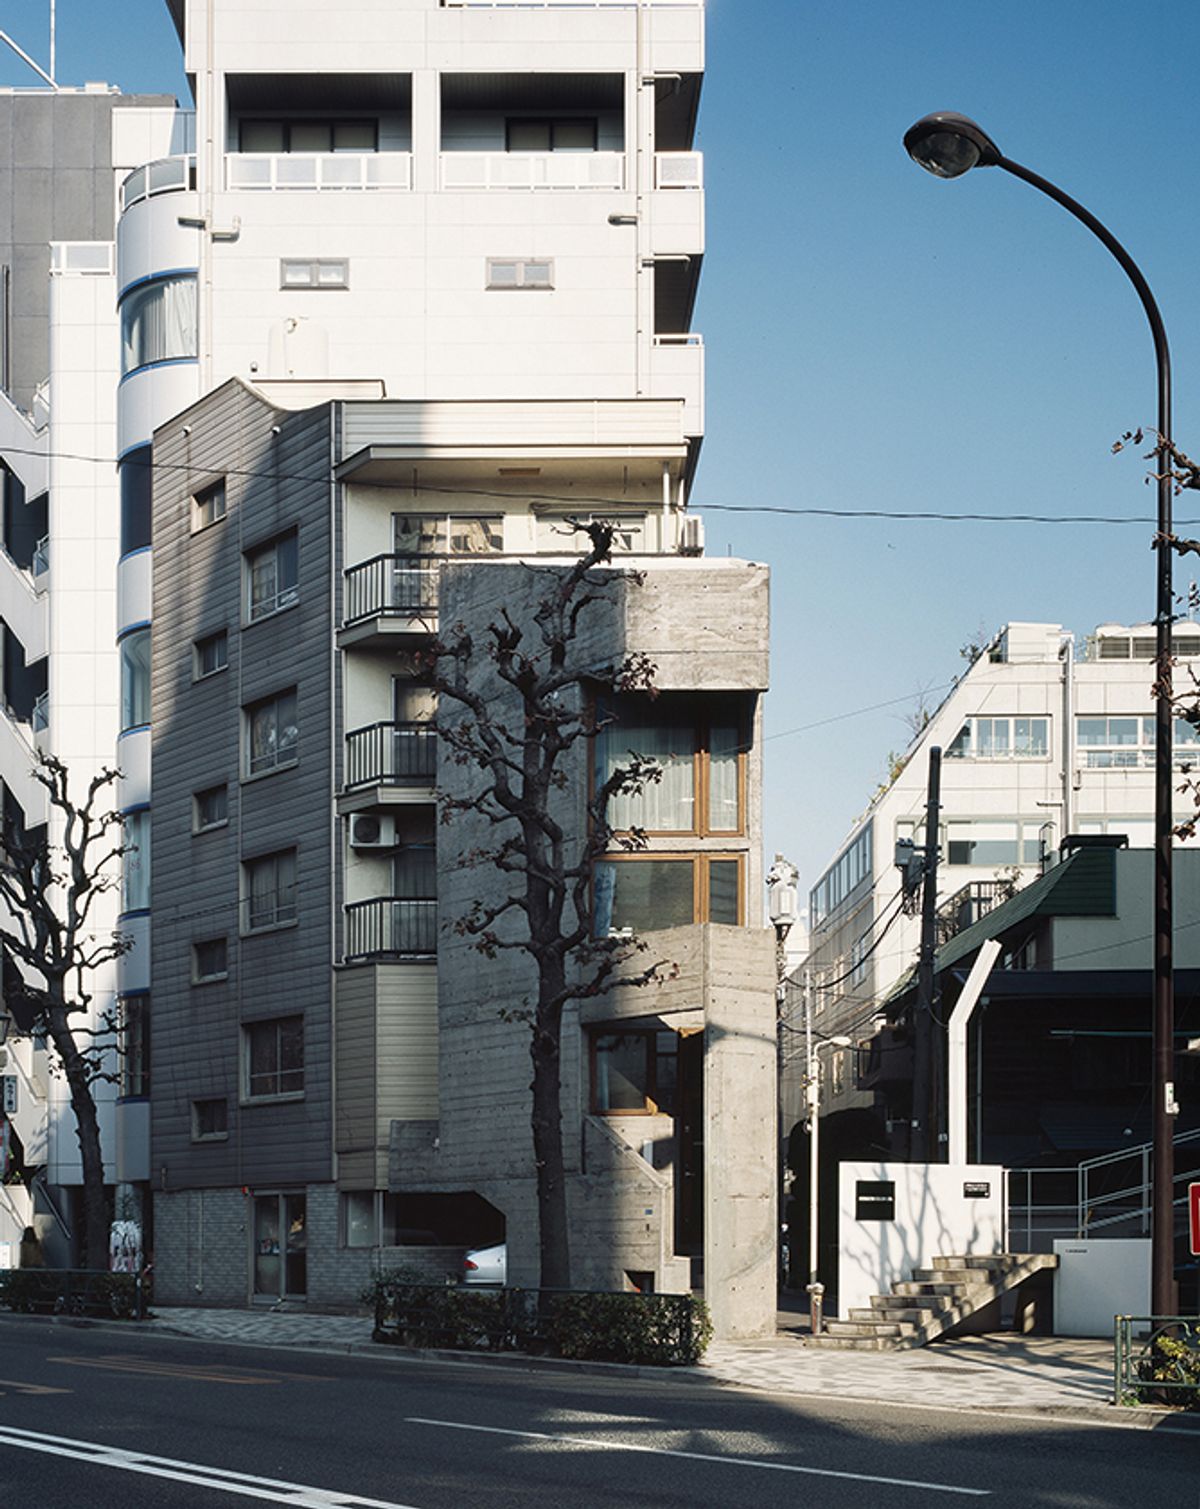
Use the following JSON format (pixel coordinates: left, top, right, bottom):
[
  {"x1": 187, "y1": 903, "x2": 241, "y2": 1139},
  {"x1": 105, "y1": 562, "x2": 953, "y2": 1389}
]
[
  {"x1": 345, "y1": 721, "x2": 437, "y2": 788},
  {"x1": 344, "y1": 897, "x2": 437, "y2": 959},
  {"x1": 935, "y1": 879, "x2": 1014, "y2": 947},
  {"x1": 344, "y1": 555, "x2": 438, "y2": 625}
]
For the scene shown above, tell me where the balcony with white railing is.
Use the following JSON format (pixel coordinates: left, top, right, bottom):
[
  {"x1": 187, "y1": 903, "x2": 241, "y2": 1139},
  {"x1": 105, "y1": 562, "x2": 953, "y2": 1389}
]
[
  {"x1": 120, "y1": 155, "x2": 196, "y2": 212},
  {"x1": 440, "y1": 152, "x2": 625, "y2": 191},
  {"x1": 649, "y1": 333, "x2": 704, "y2": 436},
  {"x1": 226, "y1": 153, "x2": 413, "y2": 192},
  {"x1": 339, "y1": 556, "x2": 439, "y2": 648}
]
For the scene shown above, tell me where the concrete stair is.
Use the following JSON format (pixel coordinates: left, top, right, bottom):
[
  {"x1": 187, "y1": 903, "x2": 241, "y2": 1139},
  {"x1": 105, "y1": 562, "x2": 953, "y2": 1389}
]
[{"x1": 808, "y1": 1253, "x2": 1058, "y2": 1351}]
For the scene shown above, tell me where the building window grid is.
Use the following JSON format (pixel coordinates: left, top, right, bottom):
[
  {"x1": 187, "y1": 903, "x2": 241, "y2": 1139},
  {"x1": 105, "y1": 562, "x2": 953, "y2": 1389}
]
[
  {"x1": 194, "y1": 784, "x2": 228, "y2": 833},
  {"x1": 246, "y1": 531, "x2": 299, "y2": 622},
  {"x1": 191, "y1": 1098, "x2": 228, "y2": 1141},
  {"x1": 591, "y1": 1029, "x2": 679, "y2": 1115},
  {"x1": 192, "y1": 937, "x2": 228, "y2": 984},
  {"x1": 593, "y1": 853, "x2": 744, "y2": 936},
  {"x1": 242, "y1": 848, "x2": 298, "y2": 933},
  {"x1": 245, "y1": 689, "x2": 299, "y2": 777},
  {"x1": 392, "y1": 513, "x2": 503, "y2": 556},
  {"x1": 1076, "y1": 714, "x2": 1200, "y2": 768},
  {"x1": 280, "y1": 258, "x2": 349, "y2": 290},
  {"x1": 486, "y1": 257, "x2": 554, "y2": 290},
  {"x1": 946, "y1": 716, "x2": 1050, "y2": 760},
  {"x1": 194, "y1": 629, "x2": 229, "y2": 679},
  {"x1": 810, "y1": 826, "x2": 872, "y2": 928},
  {"x1": 193, "y1": 479, "x2": 227, "y2": 531}
]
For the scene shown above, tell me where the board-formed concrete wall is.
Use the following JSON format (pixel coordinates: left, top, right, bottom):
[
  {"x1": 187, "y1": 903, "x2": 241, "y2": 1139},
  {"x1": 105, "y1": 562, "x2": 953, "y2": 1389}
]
[{"x1": 390, "y1": 553, "x2": 775, "y2": 1338}]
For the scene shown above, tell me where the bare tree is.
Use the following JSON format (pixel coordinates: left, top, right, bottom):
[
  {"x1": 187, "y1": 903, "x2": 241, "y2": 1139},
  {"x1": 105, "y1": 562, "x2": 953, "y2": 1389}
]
[
  {"x1": 0, "y1": 755, "x2": 129, "y2": 1268},
  {"x1": 422, "y1": 522, "x2": 665, "y2": 1290}
]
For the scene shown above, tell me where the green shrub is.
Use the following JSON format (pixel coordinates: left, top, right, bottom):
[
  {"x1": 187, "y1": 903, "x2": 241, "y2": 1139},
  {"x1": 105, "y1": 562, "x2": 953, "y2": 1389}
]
[
  {"x1": 367, "y1": 1272, "x2": 506, "y2": 1351},
  {"x1": 549, "y1": 1291, "x2": 712, "y2": 1367},
  {"x1": 1135, "y1": 1334, "x2": 1200, "y2": 1409}
]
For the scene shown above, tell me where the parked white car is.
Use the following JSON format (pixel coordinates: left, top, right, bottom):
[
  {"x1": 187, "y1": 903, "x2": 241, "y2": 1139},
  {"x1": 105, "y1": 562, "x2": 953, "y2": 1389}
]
[{"x1": 461, "y1": 1242, "x2": 507, "y2": 1286}]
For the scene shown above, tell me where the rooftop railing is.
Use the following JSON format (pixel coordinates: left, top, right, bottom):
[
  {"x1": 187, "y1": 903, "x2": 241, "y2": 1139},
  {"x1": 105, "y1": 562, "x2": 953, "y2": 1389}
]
[{"x1": 120, "y1": 155, "x2": 196, "y2": 212}]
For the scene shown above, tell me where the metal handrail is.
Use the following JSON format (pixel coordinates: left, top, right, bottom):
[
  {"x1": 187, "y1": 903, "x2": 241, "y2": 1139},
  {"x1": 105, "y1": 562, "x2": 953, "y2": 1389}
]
[
  {"x1": 343, "y1": 555, "x2": 439, "y2": 625},
  {"x1": 344, "y1": 897, "x2": 437, "y2": 960},
  {"x1": 345, "y1": 722, "x2": 437, "y2": 788}
]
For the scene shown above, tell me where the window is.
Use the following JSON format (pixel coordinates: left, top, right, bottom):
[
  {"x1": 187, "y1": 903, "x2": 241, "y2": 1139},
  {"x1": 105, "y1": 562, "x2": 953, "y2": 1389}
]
[
  {"x1": 193, "y1": 784, "x2": 228, "y2": 832},
  {"x1": 849, "y1": 932, "x2": 871, "y2": 989},
  {"x1": 243, "y1": 848, "x2": 298, "y2": 932},
  {"x1": 945, "y1": 820, "x2": 1044, "y2": 867},
  {"x1": 246, "y1": 531, "x2": 299, "y2": 621},
  {"x1": 192, "y1": 937, "x2": 228, "y2": 983},
  {"x1": 191, "y1": 1098, "x2": 228, "y2": 1141},
  {"x1": 486, "y1": 258, "x2": 553, "y2": 290},
  {"x1": 595, "y1": 694, "x2": 745, "y2": 835},
  {"x1": 119, "y1": 996, "x2": 150, "y2": 1098},
  {"x1": 592, "y1": 1030, "x2": 678, "y2": 1114},
  {"x1": 119, "y1": 628, "x2": 151, "y2": 731},
  {"x1": 946, "y1": 716, "x2": 1049, "y2": 760},
  {"x1": 810, "y1": 826, "x2": 873, "y2": 927},
  {"x1": 244, "y1": 1016, "x2": 304, "y2": 1100},
  {"x1": 245, "y1": 688, "x2": 299, "y2": 776},
  {"x1": 506, "y1": 118, "x2": 597, "y2": 152},
  {"x1": 119, "y1": 273, "x2": 197, "y2": 375},
  {"x1": 1075, "y1": 715, "x2": 1200, "y2": 769},
  {"x1": 239, "y1": 119, "x2": 377, "y2": 153},
  {"x1": 122, "y1": 809, "x2": 150, "y2": 912},
  {"x1": 119, "y1": 447, "x2": 152, "y2": 554},
  {"x1": 344, "y1": 1191, "x2": 378, "y2": 1248},
  {"x1": 194, "y1": 629, "x2": 228, "y2": 679},
  {"x1": 536, "y1": 513, "x2": 645, "y2": 554},
  {"x1": 280, "y1": 258, "x2": 349, "y2": 289},
  {"x1": 392, "y1": 513, "x2": 503, "y2": 556},
  {"x1": 193, "y1": 480, "x2": 227, "y2": 531},
  {"x1": 593, "y1": 855, "x2": 742, "y2": 936}
]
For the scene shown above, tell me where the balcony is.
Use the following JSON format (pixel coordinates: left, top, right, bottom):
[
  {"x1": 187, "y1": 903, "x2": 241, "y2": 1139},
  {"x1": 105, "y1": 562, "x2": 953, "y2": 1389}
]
[
  {"x1": 340, "y1": 556, "x2": 438, "y2": 647},
  {"x1": 440, "y1": 152, "x2": 624, "y2": 191},
  {"x1": 344, "y1": 897, "x2": 437, "y2": 961},
  {"x1": 225, "y1": 153, "x2": 413, "y2": 192},
  {"x1": 120, "y1": 155, "x2": 196, "y2": 212},
  {"x1": 345, "y1": 722, "x2": 437, "y2": 792},
  {"x1": 935, "y1": 880, "x2": 1014, "y2": 948},
  {"x1": 654, "y1": 152, "x2": 703, "y2": 189}
]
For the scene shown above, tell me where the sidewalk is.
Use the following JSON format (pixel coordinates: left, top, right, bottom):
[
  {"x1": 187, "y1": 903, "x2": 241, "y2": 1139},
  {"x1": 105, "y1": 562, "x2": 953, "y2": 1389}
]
[{"x1": 131, "y1": 1303, "x2": 1148, "y2": 1422}]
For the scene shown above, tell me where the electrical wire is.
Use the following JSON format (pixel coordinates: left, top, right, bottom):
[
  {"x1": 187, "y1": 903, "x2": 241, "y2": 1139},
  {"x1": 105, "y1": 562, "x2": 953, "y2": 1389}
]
[{"x1": 2, "y1": 440, "x2": 1195, "y2": 529}]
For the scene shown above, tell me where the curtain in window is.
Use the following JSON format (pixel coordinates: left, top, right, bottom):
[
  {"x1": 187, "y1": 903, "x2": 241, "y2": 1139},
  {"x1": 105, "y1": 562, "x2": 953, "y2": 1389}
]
[
  {"x1": 120, "y1": 275, "x2": 197, "y2": 375},
  {"x1": 708, "y1": 723, "x2": 740, "y2": 831},
  {"x1": 598, "y1": 715, "x2": 695, "y2": 831},
  {"x1": 122, "y1": 810, "x2": 150, "y2": 912}
]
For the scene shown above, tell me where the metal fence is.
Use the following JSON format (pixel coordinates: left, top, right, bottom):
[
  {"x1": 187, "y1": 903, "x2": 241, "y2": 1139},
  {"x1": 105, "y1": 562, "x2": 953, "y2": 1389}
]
[
  {"x1": 0, "y1": 1267, "x2": 148, "y2": 1320},
  {"x1": 1114, "y1": 1316, "x2": 1200, "y2": 1408}
]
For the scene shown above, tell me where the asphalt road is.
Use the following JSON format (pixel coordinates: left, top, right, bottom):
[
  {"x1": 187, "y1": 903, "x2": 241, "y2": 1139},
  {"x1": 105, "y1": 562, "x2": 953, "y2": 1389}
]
[{"x1": 0, "y1": 1316, "x2": 1192, "y2": 1508}]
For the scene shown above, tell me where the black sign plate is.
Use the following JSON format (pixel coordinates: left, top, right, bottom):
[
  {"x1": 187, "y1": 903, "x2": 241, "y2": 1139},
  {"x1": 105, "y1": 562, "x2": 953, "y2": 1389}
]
[{"x1": 855, "y1": 1179, "x2": 895, "y2": 1222}]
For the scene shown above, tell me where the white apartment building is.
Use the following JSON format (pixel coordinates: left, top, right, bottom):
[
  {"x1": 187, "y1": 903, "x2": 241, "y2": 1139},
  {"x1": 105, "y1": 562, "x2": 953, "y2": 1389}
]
[
  {"x1": 1, "y1": 2, "x2": 778, "y2": 1334},
  {"x1": 795, "y1": 619, "x2": 1200, "y2": 1129}
]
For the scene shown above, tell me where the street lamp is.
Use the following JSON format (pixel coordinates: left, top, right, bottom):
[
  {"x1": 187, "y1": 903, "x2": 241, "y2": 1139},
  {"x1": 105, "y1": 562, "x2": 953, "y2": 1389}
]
[{"x1": 904, "y1": 112, "x2": 1178, "y2": 1314}]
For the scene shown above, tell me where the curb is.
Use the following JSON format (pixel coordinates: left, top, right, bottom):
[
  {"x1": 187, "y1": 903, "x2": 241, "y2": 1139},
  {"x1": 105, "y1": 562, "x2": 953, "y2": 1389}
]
[{"x1": 4, "y1": 1309, "x2": 1197, "y2": 1432}]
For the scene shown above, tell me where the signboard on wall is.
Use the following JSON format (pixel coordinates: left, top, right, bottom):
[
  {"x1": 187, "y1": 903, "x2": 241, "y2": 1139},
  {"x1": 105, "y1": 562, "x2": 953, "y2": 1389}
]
[{"x1": 1, "y1": 1075, "x2": 15, "y2": 1115}]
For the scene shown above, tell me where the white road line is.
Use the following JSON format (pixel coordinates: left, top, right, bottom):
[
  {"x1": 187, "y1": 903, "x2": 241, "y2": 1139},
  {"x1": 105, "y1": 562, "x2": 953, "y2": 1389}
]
[
  {"x1": 0, "y1": 1424, "x2": 421, "y2": 1508},
  {"x1": 405, "y1": 1416, "x2": 991, "y2": 1497}
]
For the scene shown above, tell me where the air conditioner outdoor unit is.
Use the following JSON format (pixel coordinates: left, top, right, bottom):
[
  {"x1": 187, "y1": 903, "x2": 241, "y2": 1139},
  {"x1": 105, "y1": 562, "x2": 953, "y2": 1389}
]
[
  {"x1": 349, "y1": 813, "x2": 399, "y2": 850},
  {"x1": 678, "y1": 513, "x2": 705, "y2": 556}
]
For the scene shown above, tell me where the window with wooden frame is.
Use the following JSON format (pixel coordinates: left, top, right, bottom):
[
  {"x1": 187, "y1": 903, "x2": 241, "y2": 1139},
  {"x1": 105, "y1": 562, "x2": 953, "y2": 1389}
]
[
  {"x1": 592, "y1": 853, "x2": 743, "y2": 936},
  {"x1": 594, "y1": 693, "x2": 746, "y2": 836},
  {"x1": 591, "y1": 1029, "x2": 679, "y2": 1115}
]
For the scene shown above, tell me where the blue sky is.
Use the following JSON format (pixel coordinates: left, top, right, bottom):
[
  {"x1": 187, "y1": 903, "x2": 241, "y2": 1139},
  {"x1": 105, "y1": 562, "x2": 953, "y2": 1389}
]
[{"x1": 6, "y1": 0, "x2": 1200, "y2": 896}]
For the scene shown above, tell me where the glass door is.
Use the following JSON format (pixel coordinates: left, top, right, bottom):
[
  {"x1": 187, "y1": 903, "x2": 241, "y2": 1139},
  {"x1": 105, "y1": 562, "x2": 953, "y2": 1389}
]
[{"x1": 253, "y1": 1193, "x2": 306, "y2": 1300}]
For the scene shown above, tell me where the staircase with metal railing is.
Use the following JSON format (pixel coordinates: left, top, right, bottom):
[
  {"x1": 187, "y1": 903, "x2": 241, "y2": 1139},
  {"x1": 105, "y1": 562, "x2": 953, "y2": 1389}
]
[{"x1": 1007, "y1": 1127, "x2": 1200, "y2": 1251}]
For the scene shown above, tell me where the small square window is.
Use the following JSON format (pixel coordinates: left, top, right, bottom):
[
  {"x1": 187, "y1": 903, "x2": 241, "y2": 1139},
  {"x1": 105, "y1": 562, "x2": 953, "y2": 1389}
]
[
  {"x1": 192, "y1": 937, "x2": 228, "y2": 983},
  {"x1": 194, "y1": 784, "x2": 228, "y2": 833},
  {"x1": 193, "y1": 480, "x2": 227, "y2": 531},
  {"x1": 246, "y1": 531, "x2": 299, "y2": 621},
  {"x1": 191, "y1": 1098, "x2": 228, "y2": 1141},
  {"x1": 194, "y1": 629, "x2": 228, "y2": 679}
]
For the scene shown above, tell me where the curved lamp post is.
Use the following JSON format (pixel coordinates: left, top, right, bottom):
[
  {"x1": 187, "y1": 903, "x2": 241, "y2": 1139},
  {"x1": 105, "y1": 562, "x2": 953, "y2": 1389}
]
[{"x1": 904, "y1": 112, "x2": 1178, "y2": 1315}]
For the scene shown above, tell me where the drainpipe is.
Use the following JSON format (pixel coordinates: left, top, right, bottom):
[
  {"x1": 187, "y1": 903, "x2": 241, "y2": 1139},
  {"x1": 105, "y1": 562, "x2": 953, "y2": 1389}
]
[
  {"x1": 947, "y1": 938, "x2": 1001, "y2": 1166},
  {"x1": 1059, "y1": 632, "x2": 1075, "y2": 840}
]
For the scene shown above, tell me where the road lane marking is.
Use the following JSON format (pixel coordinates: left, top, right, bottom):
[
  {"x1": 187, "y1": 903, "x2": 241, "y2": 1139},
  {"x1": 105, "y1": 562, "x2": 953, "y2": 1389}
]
[
  {"x1": 0, "y1": 1424, "x2": 422, "y2": 1507},
  {"x1": 405, "y1": 1416, "x2": 991, "y2": 1497},
  {"x1": 0, "y1": 1378, "x2": 72, "y2": 1395},
  {"x1": 47, "y1": 1354, "x2": 321, "y2": 1385}
]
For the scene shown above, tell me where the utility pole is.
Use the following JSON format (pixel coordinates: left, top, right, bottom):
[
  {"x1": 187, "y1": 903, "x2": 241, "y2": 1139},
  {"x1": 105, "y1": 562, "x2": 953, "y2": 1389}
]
[
  {"x1": 909, "y1": 747, "x2": 942, "y2": 1163},
  {"x1": 767, "y1": 856, "x2": 799, "y2": 1296}
]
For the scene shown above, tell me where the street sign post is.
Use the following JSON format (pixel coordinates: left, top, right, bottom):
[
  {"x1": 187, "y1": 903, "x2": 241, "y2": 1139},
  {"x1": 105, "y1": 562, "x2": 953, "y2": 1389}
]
[{"x1": 1190, "y1": 1182, "x2": 1200, "y2": 1258}]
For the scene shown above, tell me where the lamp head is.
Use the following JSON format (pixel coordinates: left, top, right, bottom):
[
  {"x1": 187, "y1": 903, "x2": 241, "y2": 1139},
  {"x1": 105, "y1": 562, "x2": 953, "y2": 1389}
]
[{"x1": 904, "y1": 112, "x2": 1002, "y2": 179}]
